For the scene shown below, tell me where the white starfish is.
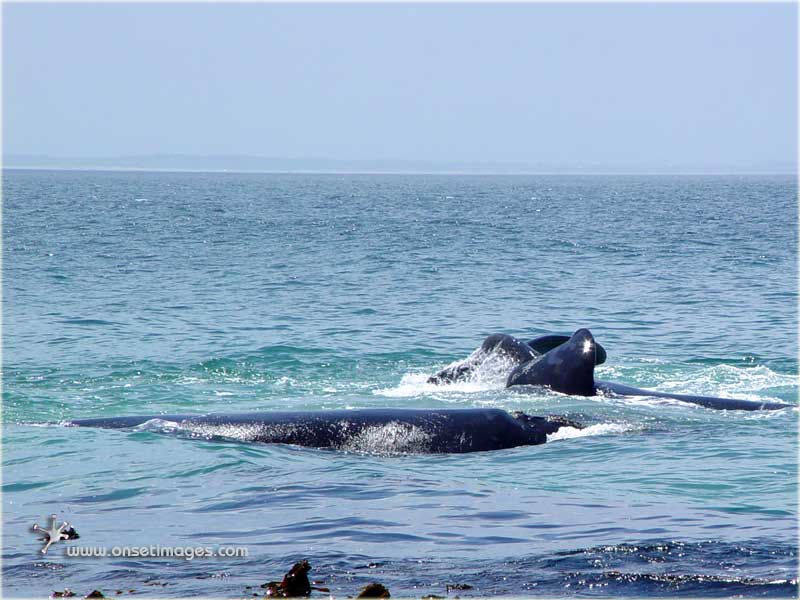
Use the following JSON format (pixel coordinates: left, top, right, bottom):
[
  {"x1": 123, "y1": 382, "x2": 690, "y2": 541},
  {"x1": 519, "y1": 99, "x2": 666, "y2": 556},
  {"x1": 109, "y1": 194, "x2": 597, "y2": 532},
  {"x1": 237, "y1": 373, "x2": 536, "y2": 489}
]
[{"x1": 32, "y1": 514, "x2": 70, "y2": 554}]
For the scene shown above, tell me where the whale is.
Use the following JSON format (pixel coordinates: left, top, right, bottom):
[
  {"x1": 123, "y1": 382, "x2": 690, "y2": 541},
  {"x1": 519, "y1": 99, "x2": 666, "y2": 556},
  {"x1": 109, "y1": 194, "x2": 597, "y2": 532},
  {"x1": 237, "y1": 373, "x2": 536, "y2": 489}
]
[
  {"x1": 427, "y1": 333, "x2": 607, "y2": 384},
  {"x1": 68, "y1": 330, "x2": 789, "y2": 454},
  {"x1": 69, "y1": 409, "x2": 583, "y2": 454},
  {"x1": 435, "y1": 329, "x2": 790, "y2": 411}
]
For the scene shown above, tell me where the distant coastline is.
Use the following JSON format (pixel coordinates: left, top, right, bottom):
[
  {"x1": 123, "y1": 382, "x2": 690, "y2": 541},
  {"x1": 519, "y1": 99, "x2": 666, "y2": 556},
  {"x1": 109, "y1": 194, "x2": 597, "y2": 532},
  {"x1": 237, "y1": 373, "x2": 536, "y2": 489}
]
[{"x1": 4, "y1": 154, "x2": 796, "y2": 176}]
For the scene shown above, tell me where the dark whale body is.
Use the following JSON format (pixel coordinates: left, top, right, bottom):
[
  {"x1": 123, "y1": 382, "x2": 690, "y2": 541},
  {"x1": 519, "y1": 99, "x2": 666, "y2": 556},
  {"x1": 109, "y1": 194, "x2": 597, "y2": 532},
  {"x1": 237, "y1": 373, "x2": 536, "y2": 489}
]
[
  {"x1": 70, "y1": 409, "x2": 581, "y2": 454},
  {"x1": 427, "y1": 333, "x2": 607, "y2": 385},
  {"x1": 69, "y1": 330, "x2": 789, "y2": 454},
  {"x1": 434, "y1": 329, "x2": 791, "y2": 412}
]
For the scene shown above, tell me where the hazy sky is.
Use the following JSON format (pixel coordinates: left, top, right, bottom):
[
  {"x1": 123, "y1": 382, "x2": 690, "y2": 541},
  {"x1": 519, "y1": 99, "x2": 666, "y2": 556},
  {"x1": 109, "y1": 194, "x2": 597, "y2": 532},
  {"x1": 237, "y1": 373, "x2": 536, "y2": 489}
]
[{"x1": 4, "y1": 2, "x2": 797, "y2": 169}]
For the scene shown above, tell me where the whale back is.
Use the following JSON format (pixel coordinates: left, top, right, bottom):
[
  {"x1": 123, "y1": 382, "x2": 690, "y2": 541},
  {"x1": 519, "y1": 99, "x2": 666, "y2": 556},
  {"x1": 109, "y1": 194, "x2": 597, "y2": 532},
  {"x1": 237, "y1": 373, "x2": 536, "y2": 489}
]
[
  {"x1": 506, "y1": 328, "x2": 597, "y2": 396},
  {"x1": 69, "y1": 408, "x2": 577, "y2": 453}
]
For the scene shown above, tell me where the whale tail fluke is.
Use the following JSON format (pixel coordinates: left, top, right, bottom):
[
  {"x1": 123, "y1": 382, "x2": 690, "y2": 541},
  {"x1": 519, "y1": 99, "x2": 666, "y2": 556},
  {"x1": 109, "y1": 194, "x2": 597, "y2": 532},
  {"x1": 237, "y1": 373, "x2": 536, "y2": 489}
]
[{"x1": 506, "y1": 328, "x2": 597, "y2": 396}]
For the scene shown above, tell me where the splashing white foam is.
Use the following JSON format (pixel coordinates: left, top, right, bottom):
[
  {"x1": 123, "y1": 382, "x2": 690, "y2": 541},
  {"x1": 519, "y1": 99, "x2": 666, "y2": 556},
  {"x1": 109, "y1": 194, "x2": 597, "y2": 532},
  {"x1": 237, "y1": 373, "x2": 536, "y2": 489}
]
[
  {"x1": 379, "y1": 358, "x2": 795, "y2": 410},
  {"x1": 132, "y1": 418, "x2": 282, "y2": 442},
  {"x1": 546, "y1": 422, "x2": 631, "y2": 442},
  {"x1": 598, "y1": 363, "x2": 795, "y2": 400},
  {"x1": 375, "y1": 372, "x2": 497, "y2": 397},
  {"x1": 338, "y1": 421, "x2": 433, "y2": 455},
  {"x1": 134, "y1": 418, "x2": 434, "y2": 454},
  {"x1": 669, "y1": 364, "x2": 797, "y2": 397},
  {"x1": 133, "y1": 418, "x2": 182, "y2": 432},
  {"x1": 376, "y1": 352, "x2": 516, "y2": 397}
]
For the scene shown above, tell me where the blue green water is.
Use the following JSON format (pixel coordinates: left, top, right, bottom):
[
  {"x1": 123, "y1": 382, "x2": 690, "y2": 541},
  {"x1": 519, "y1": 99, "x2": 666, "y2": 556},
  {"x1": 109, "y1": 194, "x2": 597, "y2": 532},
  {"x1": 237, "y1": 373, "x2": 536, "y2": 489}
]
[{"x1": 3, "y1": 169, "x2": 798, "y2": 597}]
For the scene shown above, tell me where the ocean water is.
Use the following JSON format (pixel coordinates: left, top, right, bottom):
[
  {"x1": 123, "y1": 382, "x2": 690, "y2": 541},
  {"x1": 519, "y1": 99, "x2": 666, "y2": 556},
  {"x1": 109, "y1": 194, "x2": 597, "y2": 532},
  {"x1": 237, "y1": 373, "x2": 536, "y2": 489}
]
[{"x1": 2, "y1": 169, "x2": 797, "y2": 598}]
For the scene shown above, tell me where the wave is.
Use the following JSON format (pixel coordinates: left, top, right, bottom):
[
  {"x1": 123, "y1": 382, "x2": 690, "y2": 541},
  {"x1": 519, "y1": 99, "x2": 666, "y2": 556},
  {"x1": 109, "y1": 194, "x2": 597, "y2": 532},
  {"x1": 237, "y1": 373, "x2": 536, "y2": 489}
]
[
  {"x1": 597, "y1": 363, "x2": 796, "y2": 396},
  {"x1": 375, "y1": 351, "x2": 518, "y2": 397},
  {"x1": 375, "y1": 371, "x2": 502, "y2": 397},
  {"x1": 546, "y1": 422, "x2": 632, "y2": 442}
]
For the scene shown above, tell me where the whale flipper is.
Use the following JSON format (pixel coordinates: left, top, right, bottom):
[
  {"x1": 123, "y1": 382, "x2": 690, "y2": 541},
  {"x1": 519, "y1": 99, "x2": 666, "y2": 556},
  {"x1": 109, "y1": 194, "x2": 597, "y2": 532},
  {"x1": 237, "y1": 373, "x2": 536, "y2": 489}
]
[
  {"x1": 595, "y1": 380, "x2": 791, "y2": 411},
  {"x1": 511, "y1": 329, "x2": 789, "y2": 411},
  {"x1": 527, "y1": 334, "x2": 607, "y2": 365},
  {"x1": 507, "y1": 329, "x2": 597, "y2": 395}
]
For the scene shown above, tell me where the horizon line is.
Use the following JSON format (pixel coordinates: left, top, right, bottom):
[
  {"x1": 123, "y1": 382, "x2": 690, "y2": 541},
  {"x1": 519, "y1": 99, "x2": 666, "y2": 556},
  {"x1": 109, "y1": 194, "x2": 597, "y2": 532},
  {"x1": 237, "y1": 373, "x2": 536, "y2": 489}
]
[
  {"x1": 4, "y1": 165, "x2": 798, "y2": 177},
  {"x1": 5, "y1": 153, "x2": 796, "y2": 176}
]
